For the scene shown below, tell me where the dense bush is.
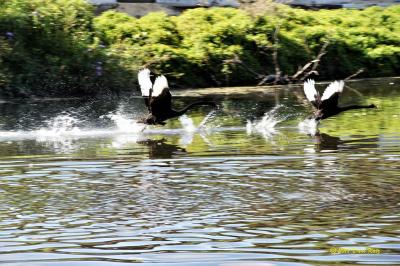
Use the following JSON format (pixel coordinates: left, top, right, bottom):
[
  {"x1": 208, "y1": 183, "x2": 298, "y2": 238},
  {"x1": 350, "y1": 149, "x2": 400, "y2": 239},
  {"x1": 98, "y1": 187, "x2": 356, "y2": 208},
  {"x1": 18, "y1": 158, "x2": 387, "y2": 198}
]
[
  {"x1": 275, "y1": 6, "x2": 400, "y2": 79},
  {"x1": 0, "y1": 0, "x2": 129, "y2": 97},
  {"x1": 95, "y1": 5, "x2": 399, "y2": 88},
  {"x1": 0, "y1": 0, "x2": 399, "y2": 97}
]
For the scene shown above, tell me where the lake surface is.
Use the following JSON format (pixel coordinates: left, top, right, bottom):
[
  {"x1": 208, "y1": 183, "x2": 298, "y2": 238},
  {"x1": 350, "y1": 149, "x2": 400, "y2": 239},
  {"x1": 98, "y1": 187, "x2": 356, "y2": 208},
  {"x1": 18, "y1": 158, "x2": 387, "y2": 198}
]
[{"x1": 0, "y1": 78, "x2": 399, "y2": 266}]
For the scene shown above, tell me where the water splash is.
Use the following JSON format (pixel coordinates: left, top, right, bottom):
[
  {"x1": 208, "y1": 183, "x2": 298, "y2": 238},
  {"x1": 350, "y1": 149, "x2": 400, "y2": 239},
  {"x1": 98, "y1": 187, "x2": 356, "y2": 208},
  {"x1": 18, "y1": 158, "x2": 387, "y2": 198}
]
[
  {"x1": 0, "y1": 113, "x2": 122, "y2": 142},
  {"x1": 298, "y1": 118, "x2": 319, "y2": 136},
  {"x1": 177, "y1": 111, "x2": 218, "y2": 146},
  {"x1": 34, "y1": 115, "x2": 84, "y2": 153},
  {"x1": 37, "y1": 115, "x2": 81, "y2": 136},
  {"x1": 0, "y1": 106, "x2": 218, "y2": 147},
  {"x1": 179, "y1": 115, "x2": 197, "y2": 132},
  {"x1": 178, "y1": 115, "x2": 198, "y2": 146},
  {"x1": 246, "y1": 105, "x2": 283, "y2": 138},
  {"x1": 198, "y1": 110, "x2": 218, "y2": 130},
  {"x1": 105, "y1": 112, "x2": 146, "y2": 133},
  {"x1": 179, "y1": 109, "x2": 218, "y2": 133}
]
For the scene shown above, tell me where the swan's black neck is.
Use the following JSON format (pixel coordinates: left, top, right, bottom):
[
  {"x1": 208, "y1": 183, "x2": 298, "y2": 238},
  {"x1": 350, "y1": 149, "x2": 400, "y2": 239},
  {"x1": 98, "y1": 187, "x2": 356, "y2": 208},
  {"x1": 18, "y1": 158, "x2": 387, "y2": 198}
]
[
  {"x1": 339, "y1": 104, "x2": 376, "y2": 112},
  {"x1": 140, "y1": 101, "x2": 217, "y2": 125},
  {"x1": 173, "y1": 101, "x2": 217, "y2": 116},
  {"x1": 312, "y1": 104, "x2": 376, "y2": 120}
]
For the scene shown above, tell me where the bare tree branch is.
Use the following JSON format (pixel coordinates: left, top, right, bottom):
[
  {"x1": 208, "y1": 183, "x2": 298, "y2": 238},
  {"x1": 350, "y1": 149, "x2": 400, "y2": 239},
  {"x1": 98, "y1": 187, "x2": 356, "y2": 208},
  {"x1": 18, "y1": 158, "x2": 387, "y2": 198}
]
[
  {"x1": 298, "y1": 40, "x2": 329, "y2": 81},
  {"x1": 291, "y1": 60, "x2": 316, "y2": 80},
  {"x1": 224, "y1": 33, "x2": 334, "y2": 86},
  {"x1": 344, "y1": 68, "x2": 364, "y2": 81}
]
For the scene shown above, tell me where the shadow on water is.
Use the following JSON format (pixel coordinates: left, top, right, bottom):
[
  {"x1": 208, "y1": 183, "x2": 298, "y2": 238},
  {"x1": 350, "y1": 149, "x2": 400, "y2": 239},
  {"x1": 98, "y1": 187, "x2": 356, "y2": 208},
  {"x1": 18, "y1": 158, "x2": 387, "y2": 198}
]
[
  {"x1": 137, "y1": 139, "x2": 186, "y2": 159},
  {"x1": 0, "y1": 77, "x2": 400, "y2": 265},
  {"x1": 313, "y1": 132, "x2": 379, "y2": 152}
]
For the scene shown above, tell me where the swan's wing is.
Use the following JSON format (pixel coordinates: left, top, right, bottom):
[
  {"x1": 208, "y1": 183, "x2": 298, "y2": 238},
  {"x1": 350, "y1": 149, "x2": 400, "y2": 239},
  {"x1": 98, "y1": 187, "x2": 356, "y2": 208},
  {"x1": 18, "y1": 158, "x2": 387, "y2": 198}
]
[
  {"x1": 152, "y1": 75, "x2": 169, "y2": 97},
  {"x1": 304, "y1": 79, "x2": 320, "y2": 108},
  {"x1": 138, "y1": 68, "x2": 152, "y2": 97},
  {"x1": 321, "y1": 80, "x2": 344, "y2": 101},
  {"x1": 149, "y1": 75, "x2": 172, "y2": 116},
  {"x1": 321, "y1": 80, "x2": 344, "y2": 108}
]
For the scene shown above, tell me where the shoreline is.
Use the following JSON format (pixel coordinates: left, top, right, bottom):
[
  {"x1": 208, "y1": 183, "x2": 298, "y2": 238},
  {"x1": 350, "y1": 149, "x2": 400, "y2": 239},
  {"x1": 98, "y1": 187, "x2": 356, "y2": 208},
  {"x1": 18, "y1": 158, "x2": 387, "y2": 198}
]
[{"x1": 0, "y1": 76, "x2": 398, "y2": 102}]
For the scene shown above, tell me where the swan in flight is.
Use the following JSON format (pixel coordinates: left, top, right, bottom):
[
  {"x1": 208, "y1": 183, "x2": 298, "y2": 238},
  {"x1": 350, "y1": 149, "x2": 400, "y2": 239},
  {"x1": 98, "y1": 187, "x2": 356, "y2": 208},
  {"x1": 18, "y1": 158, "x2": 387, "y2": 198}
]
[
  {"x1": 137, "y1": 69, "x2": 218, "y2": 125},
  {"x1": 303, "y1": 79, "x2": 376, "y2": 121}
]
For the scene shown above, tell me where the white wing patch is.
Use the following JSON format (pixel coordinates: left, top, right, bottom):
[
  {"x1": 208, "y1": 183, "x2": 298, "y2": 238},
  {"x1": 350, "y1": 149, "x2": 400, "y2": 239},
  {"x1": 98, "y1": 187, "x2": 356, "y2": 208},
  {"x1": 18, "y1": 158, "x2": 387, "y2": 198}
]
[
  {"x1": 304, "y1": 79, "x2": 318, "y2": 102},
  {"x1": 321, "y1": 80, "x2": 344, "y2": 101},
  {"x1": 138, "y1": 68, "x2": 152, "y2": 96},
  {"x1": 152, "y1": 75, "x2": 169, "y2": 97}
]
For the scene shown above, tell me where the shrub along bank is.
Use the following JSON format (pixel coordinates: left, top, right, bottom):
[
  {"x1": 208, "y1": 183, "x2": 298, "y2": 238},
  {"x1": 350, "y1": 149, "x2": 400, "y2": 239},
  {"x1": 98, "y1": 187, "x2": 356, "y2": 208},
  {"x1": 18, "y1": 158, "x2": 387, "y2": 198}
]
[{"x1": 0, "y1": 0, "x2": 399, "y2": 97}]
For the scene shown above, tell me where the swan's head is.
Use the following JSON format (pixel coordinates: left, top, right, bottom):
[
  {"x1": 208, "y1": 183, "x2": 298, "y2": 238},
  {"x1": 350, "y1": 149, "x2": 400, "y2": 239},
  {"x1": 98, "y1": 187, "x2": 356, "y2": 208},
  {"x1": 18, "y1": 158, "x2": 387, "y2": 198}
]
[
  {"x1": 138, "y1": 115, "x2": 166, "y2": 126},
  {"x1": 313, "y1": 110, "x2": 323, "y2": 121},
  {"x1": 138, "y1": 115, "x2": 156, "y2": 125}
]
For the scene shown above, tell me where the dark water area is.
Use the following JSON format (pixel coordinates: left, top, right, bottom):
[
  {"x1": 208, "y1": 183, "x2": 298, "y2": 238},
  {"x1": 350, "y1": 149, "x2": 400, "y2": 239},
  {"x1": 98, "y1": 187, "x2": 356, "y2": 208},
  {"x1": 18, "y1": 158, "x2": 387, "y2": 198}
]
[{"x1": 0, "y1": 78, "x2": 399, "y2": 265}]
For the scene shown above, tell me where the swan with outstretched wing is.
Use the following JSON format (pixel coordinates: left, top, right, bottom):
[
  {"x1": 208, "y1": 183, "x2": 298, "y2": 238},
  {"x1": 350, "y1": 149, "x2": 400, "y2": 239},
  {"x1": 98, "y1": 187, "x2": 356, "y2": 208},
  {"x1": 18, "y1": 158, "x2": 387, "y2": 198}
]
[
  {"x1": 303, "y1": 79, "x2": 376, "y2": 121},
  {"x1": 138, "y1": 69, "x2": 218, "y2": 125}
]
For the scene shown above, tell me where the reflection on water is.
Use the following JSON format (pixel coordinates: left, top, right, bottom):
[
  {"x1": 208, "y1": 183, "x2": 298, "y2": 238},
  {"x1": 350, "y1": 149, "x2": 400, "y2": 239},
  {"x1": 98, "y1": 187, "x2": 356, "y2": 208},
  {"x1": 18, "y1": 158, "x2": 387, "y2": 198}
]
[
  {"x1": 313, "y1": 133, "x2": 380, "y2": 152},
  {"x1": 137, "y1": 139, "x2": 186, "y2": 159},
  {"x1": 0, "y1": 77, "x2": 400, "y2": 265}
]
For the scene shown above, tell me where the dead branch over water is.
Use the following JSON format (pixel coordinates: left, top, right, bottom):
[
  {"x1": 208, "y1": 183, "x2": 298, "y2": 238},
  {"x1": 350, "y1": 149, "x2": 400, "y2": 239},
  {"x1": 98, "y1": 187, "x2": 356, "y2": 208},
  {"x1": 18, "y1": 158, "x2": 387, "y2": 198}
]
[
  {"x1": 226, "y1": 31, "x2": 361, "y2": 86},
  {"x1": 344, "y1": 68, "x2": 365, "y2": 81}
]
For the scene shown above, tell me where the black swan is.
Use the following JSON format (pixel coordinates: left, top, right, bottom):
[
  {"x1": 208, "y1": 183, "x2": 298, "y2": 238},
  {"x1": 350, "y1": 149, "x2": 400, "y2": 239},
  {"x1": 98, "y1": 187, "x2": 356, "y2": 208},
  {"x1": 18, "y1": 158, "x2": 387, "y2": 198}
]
[
  {"x1": 138, "y1": 69, "x2": 217, "y2": 125},
  {"x1": 304, "y1": 79, "x2": 376, "y2": 121}
]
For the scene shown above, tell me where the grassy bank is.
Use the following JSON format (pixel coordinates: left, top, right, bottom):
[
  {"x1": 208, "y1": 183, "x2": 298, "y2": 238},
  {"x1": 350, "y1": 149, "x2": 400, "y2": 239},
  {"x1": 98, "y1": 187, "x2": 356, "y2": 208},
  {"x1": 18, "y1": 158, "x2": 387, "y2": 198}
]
[{"x1": 0, "y1": 0, "x2": 399, "y2": 97}]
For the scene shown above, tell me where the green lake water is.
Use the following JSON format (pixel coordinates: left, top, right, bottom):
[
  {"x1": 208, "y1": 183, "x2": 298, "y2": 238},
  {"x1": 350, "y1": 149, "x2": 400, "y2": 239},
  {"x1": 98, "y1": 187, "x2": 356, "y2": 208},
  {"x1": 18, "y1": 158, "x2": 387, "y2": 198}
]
[{"x1": 0, "y1": 78, "x2": 399, "y2": 265}]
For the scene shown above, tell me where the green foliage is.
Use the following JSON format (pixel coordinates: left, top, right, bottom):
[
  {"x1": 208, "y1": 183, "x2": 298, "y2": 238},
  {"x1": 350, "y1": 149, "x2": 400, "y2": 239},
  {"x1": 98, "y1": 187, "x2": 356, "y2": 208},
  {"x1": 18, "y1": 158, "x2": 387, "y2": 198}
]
[
  {"x1": 0, "y1": 0, "x2": 127, "y2": 97},
  {"x1": 0, "y1": 1, "x2": 399, "y2": 97},
  {"x1": 172, "y1": 8, "x2": 256, "y2": 86},
  {"x1": 274, "y1": 6, "x2": 400, "y2": 79}
]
